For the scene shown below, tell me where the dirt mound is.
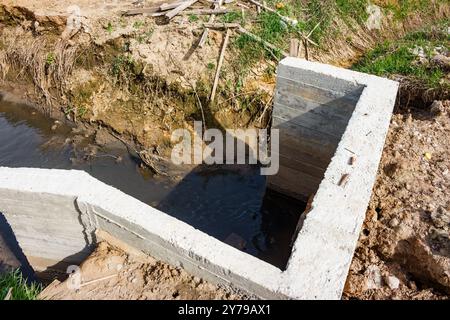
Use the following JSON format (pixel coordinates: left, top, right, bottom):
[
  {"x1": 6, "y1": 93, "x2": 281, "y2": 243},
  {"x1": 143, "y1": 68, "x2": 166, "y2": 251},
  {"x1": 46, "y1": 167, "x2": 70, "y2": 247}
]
[
  {"x1": 344, "y1": 100, "x2": 450, "y2": 300},
  {"x1": 39, "y1": 241, "x2": 244, "y2": 300}
]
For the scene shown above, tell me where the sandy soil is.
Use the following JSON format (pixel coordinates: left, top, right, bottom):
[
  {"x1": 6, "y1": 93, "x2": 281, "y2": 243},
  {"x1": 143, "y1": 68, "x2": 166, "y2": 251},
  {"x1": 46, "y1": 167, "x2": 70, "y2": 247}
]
[
  {"x1": 38, "y1": 241, "x2": 244, "y2": 300},
  {"x1": 343, "y1": 100, "x2": 450, "y2": 300}
]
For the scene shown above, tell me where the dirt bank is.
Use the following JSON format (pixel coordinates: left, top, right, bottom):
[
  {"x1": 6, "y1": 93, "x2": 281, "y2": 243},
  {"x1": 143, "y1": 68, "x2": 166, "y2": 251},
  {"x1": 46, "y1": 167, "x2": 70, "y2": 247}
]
[{"x1": 0, "y1": 0, "x2": 448, "y2": 158}]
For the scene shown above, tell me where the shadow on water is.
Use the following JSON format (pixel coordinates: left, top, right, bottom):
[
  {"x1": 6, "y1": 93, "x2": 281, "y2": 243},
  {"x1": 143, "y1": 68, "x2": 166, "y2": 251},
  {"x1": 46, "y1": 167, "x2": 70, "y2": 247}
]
[{"x1": 0, "y1": 97, "x2": 304, "y2": 270}]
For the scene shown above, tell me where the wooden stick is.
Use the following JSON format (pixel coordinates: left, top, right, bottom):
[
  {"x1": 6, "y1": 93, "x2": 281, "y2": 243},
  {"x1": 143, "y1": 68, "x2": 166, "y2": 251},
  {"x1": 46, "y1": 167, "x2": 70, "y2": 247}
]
[
  {"x1": 289, "y1": 38, "x2": 300, "y2": 57},
  {"x1": 203, "y1": 22, "x2": 240, "y2": 29},
  {"x1": 210, "y1": 28, "x2": 231, "y2": 104},
  {"x1": 123, "y1": 7, "x2": 160, "y2": 16},
  {"x1": 80, "y1": 274, "x2": 118, "y2": 288},
  {"x1": 198, "y1": 0, "x2": 224, "y2": 48},
  {"x1": 165, "y1": 0, "x2": 198, "y2": 20},
  {"x1": 183, "y1": 8, "x2": 230, "y2": 15},
  {"x1": 160, "y1": 1, "x2": 187, "y2": 11}
]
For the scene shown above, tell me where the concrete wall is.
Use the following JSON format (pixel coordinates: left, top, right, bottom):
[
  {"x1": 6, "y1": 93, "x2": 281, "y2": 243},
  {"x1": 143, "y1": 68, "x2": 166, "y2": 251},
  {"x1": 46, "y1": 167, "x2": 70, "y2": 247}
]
[
  {"x1": 269, "y1": 63, "x2": 364, "y2": 200},
  {"x1": 0, "y1": 58, "x2": 398, "y2": 299}
]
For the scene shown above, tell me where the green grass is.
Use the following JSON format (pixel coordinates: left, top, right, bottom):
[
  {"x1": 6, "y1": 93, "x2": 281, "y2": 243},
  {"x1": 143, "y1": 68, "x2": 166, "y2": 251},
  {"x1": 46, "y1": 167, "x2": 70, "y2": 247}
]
[
  {"x1": 0, "y1": 269, "x2": 42, "y2": 300},
  {"x1": 353, "y1": 23, "x2": 449, "y2": 88},
  {"x1": 220, "y1": 11, "x2": 245, "y2": 24},
  {"x1": 188, "y1": 14, "x2": 199, "y2": 23}
]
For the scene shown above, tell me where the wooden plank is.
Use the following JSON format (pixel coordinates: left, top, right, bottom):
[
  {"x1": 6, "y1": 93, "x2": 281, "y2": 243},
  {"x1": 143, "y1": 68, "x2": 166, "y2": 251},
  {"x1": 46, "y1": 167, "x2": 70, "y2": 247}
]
[
  {"x1": 160, "y1": 1, "x2": 186, "y2": 11},
  {"x1": 123, "y1": 7, "x2": 161, "y2": 16},
  {"x1": 165, "y1": 0, "x2": 198, "y2": 20}
]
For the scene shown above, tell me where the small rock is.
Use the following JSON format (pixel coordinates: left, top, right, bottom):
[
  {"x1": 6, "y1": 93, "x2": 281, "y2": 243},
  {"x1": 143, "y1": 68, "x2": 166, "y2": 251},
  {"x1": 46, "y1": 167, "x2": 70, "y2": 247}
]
[
  {"x1": 365, "y1": 265, "x2": 382, "y2": 289},
  {"x1": 430, "y1": 100, "x2": 445, "y2": 116},
  {"x1": 385, "y1": 275, "x2": 400, "y2": 290},
  {"x1": 389, "y1": 218, "x2": 399, "y2": 228},
  {"x1": 431, "y1": 206, "x2": 450, "y2": 229}
]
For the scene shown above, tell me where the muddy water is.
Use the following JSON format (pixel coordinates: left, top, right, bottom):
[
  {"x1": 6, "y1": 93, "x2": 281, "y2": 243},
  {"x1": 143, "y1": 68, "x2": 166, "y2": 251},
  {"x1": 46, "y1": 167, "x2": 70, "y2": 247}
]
[{"x1": 0, "y1": 98, "x2": 303, "y2": 269}]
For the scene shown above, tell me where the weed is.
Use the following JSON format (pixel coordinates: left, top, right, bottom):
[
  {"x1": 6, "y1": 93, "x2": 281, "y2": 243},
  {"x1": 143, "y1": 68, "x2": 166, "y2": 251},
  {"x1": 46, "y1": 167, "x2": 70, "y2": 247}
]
[
  {"x1": 0, "y1": 269, "x2": 42, "y2": 300},
  {"x1": 220, "y1": 11, "x2": 244, "y2": 23},
  {"x1": 106, "y1": 22, "x2": 114, "y2": 34},
  {"x1": 133, "y1": 20, "x2": 144, "y2": 29},
  {"x1": 188, "y1": 14, "x2": 199, "y2": 23},
  {"x1": 353, "y1": 23, "x2": 449, "y2": 88},
  {"x1": 207, "y1": 62, "x2": 215, "y2": 70},
  {"x1": 45, "y1": 52, "x2": 56, "y2": 66}
]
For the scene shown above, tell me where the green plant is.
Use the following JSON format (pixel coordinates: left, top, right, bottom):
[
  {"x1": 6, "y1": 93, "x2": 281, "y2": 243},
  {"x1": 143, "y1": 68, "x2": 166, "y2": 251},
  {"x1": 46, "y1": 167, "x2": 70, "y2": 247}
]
[
  {"x1": 0, "y1": 269, "x2": 42, "y2": 300},
  {"x1": 106, "y1": 22, "x2": 114, "y2": 34},
  {"x1": 220, "y1": 11, "x2": 244, "y2": 23},
  {"x1": 45, "y1": 52, "x2": 56, "y2": 66},
  {"x1": 133, "y1": 20, "x2": 144, "y2": 29},
  {"x1": 353, "y1": 23, "x2": 449, "y2": 88},
  {"x1": 207, "y1": 62, "x2": 215, "y2": 70},
  {"x1": 188, "y1": 14, "x2": 199, "y2": 22}
]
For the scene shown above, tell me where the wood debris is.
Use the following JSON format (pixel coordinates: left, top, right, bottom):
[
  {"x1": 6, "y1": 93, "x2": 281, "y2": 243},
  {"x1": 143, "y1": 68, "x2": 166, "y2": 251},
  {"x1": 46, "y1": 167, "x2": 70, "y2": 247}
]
[
  {"x1": 210, "y1": 28, "x2": 231, "y2": 104},
  {"x1": 165, "y1": 0, "x2": 199, "y2": 20}
]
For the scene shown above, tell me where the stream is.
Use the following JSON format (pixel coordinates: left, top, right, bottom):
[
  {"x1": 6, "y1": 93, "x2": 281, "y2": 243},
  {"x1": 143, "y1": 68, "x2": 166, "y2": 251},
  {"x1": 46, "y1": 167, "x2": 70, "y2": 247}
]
[{"x1": 0, "y1": 97, "x2": 303, "y2": 269}]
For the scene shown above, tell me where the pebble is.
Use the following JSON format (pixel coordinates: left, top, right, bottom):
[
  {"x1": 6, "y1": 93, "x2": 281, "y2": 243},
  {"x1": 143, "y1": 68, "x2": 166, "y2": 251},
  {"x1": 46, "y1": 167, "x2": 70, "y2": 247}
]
[
  {"x1": 389, "y1": 218, "x2": 399, "y2": 228},
  {"x1": 385, "y1": 275, "x2": 400, "y2": 290},
  {"x1": 365, "y1": 265, "x2": 382, "y2": 289}
]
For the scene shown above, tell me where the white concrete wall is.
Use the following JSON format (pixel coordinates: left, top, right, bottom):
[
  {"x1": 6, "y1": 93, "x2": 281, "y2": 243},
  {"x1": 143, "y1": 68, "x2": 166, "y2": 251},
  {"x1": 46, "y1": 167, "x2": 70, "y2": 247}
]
[
  {"x1": 269, "y1": 64, "x2": 364, "y2": 200},
  {"x1": 0, "y1": 58, "x2": 398, "y2": 299}
]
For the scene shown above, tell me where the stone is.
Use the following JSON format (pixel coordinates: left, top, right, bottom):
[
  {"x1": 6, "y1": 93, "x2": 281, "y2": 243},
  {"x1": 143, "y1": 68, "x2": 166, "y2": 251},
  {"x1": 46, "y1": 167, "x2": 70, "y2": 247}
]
[
  {"x1": 365, "y1": 265, "x2": 382, "y2": 289},
  {"x1": 385, "y1": 275, "x2": 400, "y2": 290}
]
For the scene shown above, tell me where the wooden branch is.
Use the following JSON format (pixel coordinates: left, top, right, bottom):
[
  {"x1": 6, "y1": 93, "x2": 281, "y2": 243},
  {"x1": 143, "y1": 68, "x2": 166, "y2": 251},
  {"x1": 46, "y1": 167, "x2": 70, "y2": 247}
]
[
  {"x1": 203, "y1": 22, "x2": 240, "y2": 29},
  {"x1": 165, "y1": 0, "x2": 198, "y2": 20},
  {"x1": 160, "y1": 1, "x2": 186, "y2": 11},
  {"x1": 210, "y1": 28, "x2": 231, "y2": 104},
  {"x1": 183, "y1": 8, "x2": 230, "y2": 15}
]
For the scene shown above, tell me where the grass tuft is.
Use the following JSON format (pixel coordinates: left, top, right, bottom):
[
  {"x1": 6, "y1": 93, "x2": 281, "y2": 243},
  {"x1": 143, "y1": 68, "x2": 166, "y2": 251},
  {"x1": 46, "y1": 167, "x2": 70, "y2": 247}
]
[
  {"x1": 353, "y1": 22, "x2": 449, "y2": 88},
  {"x1": 0, "y1": 269, "x2": 42, "y2": 300}
]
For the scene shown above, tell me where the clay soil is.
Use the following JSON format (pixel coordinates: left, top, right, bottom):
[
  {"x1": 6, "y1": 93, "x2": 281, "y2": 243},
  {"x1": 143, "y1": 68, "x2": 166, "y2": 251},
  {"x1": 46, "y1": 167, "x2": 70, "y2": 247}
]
[
  {"x1": 38, "y1": 241, "x2": 244, "y2": 300},
  {"x1": 344, "y1": 100, "x2": 450, "y2": 300}
]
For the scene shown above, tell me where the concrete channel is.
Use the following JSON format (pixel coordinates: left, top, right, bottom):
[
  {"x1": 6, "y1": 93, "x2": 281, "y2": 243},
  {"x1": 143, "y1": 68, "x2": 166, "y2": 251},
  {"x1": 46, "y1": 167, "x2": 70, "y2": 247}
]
[{"x1": 0, "y1": 58, "x2": 398, "y2": 299}]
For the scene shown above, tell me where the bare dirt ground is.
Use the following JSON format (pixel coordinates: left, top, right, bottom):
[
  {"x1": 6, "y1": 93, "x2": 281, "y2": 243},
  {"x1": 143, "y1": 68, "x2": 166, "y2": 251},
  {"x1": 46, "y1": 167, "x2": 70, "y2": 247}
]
[
  {"x1": 38, "y1": 241, "x2": 243, "y2": 300},
  {"x1": 344, "y1": 100, "x2": 450, "y2": 300}
]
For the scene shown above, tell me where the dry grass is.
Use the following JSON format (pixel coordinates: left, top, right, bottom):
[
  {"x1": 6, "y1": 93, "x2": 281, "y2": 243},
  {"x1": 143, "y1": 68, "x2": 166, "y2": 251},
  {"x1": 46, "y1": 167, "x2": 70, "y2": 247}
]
[{"x1": 0, "y1": 28, "x2": 78, "y2": 113}]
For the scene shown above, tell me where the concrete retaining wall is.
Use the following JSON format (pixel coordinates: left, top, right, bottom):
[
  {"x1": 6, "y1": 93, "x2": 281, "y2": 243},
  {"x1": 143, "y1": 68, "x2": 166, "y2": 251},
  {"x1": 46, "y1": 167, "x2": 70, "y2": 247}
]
[
  {"x1": 0, "y1": 58, "x2": 398, "y2": 299},
  {"x1": 269, "y1": 64, "x2": 365, "y2": 200}
]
